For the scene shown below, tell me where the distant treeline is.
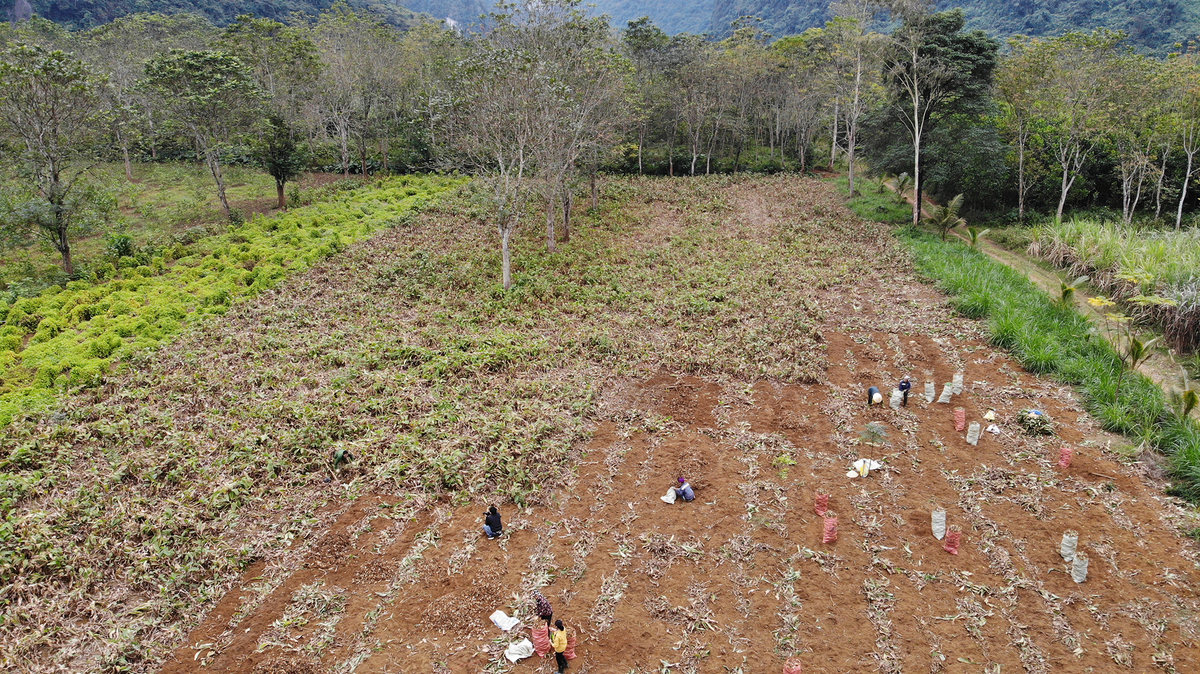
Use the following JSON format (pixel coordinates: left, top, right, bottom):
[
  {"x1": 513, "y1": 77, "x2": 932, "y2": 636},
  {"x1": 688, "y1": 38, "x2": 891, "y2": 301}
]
[{"x1": 4, "y1": 0, "x2": 1200, "y2": 283}]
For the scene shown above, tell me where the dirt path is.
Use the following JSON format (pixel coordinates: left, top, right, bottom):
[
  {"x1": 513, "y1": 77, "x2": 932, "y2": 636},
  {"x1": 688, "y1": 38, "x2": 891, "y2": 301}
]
[
  {"x1": 157, "y1": 178, "x2": 1200, "y2": 674},
  {"x1": 892, "y1": 182, "x2": 1193, "y2": 411}
]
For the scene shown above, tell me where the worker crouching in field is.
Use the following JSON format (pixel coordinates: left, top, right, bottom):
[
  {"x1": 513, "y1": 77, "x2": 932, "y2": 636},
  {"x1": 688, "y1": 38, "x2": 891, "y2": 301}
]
[
  {"x1": 675, "y1": 477, "x2": 695, "y2": 502},
  {"x1": 483, "y1": 505, "x2": 503, "y2": 539},
  {"x1": 867, "y1": 386, "x2": 883, "y2": 406},
  {"x1": 551, "y1": 619, "x2": 569, "y2": 673}
]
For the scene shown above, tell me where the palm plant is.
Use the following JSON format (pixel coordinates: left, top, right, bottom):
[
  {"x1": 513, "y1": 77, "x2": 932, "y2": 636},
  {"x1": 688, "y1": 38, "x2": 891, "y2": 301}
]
[
  {"x1": 893, "y1": 172, "x2": 913, "y2": 204},
  {"x1": 1059, "y1": 275, "x2": 1090, "y2": 305},
  {"x1": 966, "y1": 226, "x2": 990, "y2": 249},
  {"x1": 923, "y1": 193, "x2": 966, "y2": 241}
]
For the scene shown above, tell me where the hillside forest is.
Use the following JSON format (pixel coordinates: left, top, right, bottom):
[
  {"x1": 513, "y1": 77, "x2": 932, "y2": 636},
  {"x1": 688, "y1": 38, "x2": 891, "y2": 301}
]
[{"x1": 3, "y1": 0, "x2": 1200, "y2": 298}]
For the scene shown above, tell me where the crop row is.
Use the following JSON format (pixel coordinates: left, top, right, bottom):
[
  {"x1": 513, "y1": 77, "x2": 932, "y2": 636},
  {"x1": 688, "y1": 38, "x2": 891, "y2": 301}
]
[
  {"x1": 902, "y1": 226, "x2": 1200, "y2": 502},
  {"x1": 0, "y1": 175, "x2": 464, "y2": 426}
]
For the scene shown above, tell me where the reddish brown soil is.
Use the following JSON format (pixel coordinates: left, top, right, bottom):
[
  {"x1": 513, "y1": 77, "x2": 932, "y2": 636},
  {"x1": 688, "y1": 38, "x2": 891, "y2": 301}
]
[{"x1": 160, "y1": 275, "x2": 1200, "y2": 673}]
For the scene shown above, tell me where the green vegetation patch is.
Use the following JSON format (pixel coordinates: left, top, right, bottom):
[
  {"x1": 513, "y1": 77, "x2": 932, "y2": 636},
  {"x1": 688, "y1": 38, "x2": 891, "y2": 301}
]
[
  {"x1": 901, "y1": 225, "x2": 1200, "y2": 502},
  {"x1": 0, "y1": 175, "x2": 462, "y2": 425},
  {"x1": 1029, "y1": 218, "x2": 1200, "y2": 353}
]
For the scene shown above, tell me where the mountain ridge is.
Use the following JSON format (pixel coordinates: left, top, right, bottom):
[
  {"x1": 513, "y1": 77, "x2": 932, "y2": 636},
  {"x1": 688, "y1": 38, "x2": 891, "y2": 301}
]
[{"x1": 9, "y1": 0, "x2": 1198, "y2": 51}]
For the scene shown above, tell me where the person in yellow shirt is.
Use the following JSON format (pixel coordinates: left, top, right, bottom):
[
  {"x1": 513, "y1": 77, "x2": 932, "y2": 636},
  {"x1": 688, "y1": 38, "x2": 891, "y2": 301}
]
[{"x1": 550, "y1": 619, "x2": 569, "y2": 673}]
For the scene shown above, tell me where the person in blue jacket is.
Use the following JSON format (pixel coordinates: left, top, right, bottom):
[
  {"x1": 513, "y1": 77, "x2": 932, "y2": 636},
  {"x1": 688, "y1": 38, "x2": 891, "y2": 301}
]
[
  {"x1": 675, "y1": 477, "x2": 695, "y2": 502},
  {"x1": 898, "y1": 377, "x2": 912, "y2": 406}
]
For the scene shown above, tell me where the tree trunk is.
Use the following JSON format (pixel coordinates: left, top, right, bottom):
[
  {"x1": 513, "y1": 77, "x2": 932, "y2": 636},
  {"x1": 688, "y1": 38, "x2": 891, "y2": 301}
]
[
  {"x1": 590, "y1": 171, "x2": 598, "y2": 210},
  {"x1": 637, "y1": 123, "x2": 646, "y2": 174},
  {"x1": 1056, "y1": 161, "x2": 1074, "y2": 223},
  {"x1": 277, "y1": 179, "x2": 287, "y2": 210},
  {"x1": 340, "y1": 126, "x2": 350, "y2": 178},
  {"x1": 1178, "y1": 151, "x2": 1194, "y2": 230},
  {"x1": 1017, "y1": 123, "x2": 1026, "y2": 224},
  {"x1": 359, "y1": 135, "x2": 369, "y2": 177},
  {"x1": 830, "y1": 98, "x2": 839, "y2": 171},
  {"x1": 912, "y1": 126, "x2": 922, "y2": 227},
  {"x1": 1155, "y1": 145, "x2": 1169, "y2": 220},
  {"x1": 545, "y1": 196, "x2": 557, "y2": 253},
  {"x1": 381, "y1": 136, "x2": 390, "y2": 174},
  {"x1": 501, "y1": 225, "x2": 512, "y2": 291},
  {"x1": 202, "y1": 143, "x2": 231, "y2": 217},
  {"x1": 561, "y1": 186, "x2": 572, "y2": 243},
  {"x1": 121, "y1": 139, "x2": 133, "y2": 182},
  {"x1": 58, "y1": 234, "x2": 73, "y2": 277}
]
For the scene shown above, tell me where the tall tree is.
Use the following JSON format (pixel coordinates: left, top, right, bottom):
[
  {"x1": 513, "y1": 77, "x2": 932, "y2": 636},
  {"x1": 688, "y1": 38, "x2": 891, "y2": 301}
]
[
  {"x1": 0, "y1": 43, "x2": 105, "y2": 276},
  {"x1": 80, "y1": 12, "x2": 213, "y2": 179},
  {"x1": 216, "y1": 14, "x2": 320, "y2": 119},
  {"x1": 880, "y1": 2, "x2": 998, "y2": 226},
  {"x1": 1168, "y1": 53, "x2": 1200, "y2": 229},
  {"x1": 830, "y1": 0, "x2": 883, "y2": 195},
  {"x1": 1036, "y1": 30, "x2": 1125, "y2": 222},
  {"x1": 995, "y1": 36, "x2": 1049, "y2": 223},
  {"x1": 143, "y1": 49, "x2": 263, "y2": 216}
]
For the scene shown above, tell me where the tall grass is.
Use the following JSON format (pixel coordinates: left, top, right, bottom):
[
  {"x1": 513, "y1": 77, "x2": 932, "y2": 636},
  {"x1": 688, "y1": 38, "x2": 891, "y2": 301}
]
[
  {"x1": 1029, "y1": 218, "x2": 1200, "y2": 352},
  {"x1": 901, "y1": 226, "x2": 1200, "y2": 503}
]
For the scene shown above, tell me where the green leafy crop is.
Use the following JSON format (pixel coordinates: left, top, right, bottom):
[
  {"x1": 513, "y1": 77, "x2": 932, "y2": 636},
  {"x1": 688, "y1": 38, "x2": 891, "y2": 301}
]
[{"x1": 0, "y1": 175, "x2": 463, "y2": 425}]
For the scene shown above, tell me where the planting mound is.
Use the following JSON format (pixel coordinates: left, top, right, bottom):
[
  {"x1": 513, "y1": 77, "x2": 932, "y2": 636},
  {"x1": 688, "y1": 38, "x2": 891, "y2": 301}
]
[{"x1": 3, "y1": 176, "x2": 1198, "y2": 674}]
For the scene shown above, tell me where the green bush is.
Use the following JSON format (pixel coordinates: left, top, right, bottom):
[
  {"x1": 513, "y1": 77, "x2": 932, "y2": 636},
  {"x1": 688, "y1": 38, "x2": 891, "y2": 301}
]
[
  {"x1": 900, "y1": 226, "x2": 1200, "y2": 502},
  {"x1": 0, "y1": 176, "x2": 463, "y2": 424}
]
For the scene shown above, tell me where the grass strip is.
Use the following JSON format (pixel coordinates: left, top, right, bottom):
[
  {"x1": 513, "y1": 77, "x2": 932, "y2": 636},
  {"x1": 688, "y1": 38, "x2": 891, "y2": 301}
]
[
  {"x1": 0, "y1": 175, "x2": 463, "y2": 426},
  {"x1": 897, "y1": 225, "x2": 1200, "y2": 502}
]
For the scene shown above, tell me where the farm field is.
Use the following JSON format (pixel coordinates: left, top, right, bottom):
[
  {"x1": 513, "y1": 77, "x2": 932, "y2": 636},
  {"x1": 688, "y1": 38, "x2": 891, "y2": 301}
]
[{"x1": 3, "y1": 175, "x2": 1199, "y2": 674}]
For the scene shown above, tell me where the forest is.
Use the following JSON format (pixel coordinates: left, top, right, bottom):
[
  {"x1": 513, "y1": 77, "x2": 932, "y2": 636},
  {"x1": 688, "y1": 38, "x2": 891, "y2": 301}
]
[{"x1": 4, "y1": 1, "x2": 1200, "y2": 279}]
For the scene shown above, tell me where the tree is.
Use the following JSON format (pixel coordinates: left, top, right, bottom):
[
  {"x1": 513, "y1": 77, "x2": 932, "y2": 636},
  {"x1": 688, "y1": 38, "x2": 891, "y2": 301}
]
[
  {"x1": 880, "y1": 3, "x2": 998, "y2": 226},
  {"x1": 996, "y1": 36, "x2": 1048, "y2": 223},
  {"x1": 216, "y1": 14, "x2": 321, "y2": 118},
  {"x1": 254, "y1": 113, "x2": 307, "y2": 211},
  {"x1": 829, "y1": 0, "x2": 883, "y2": 195},
  {"x1": 79, "y1": 12, "x2": 214, "y2": 179},
  {"x1": 1166, "y1": 53, "x2": 1200, "y2": 229},
  {"x1": 1035, "y1": 31, "x2": 1125, "y2": 222},
  {"x1": 0, "y1": 43, "x2": 105, "y2": 276},
  {"x1": 143, "y1": 49, "x2": 263, "y2": 217}
]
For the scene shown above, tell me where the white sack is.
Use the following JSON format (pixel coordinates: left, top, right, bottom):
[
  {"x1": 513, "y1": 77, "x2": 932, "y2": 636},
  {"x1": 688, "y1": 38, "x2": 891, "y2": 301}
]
[
  {"x1": 490, "y1": 610, "x2": 521, "y2": 632},
  {"x1": 889, "y1": 389, "x2": 903, "y2": 409},
  {"x1": 660, "y1": 486, "x2": 677, "y2": 504},
  {"x1": 1071, "y1": 553, "x2": 1089, "y2": 584},
  {"x1": 931, "y1": 510, "x2": 946, "y2": 540},
  {"x1": 952, "y1": 373, "x2": 964, "y2": 395},
  {"x1": 504, "y1": 638, "x2": 535, "y2": 663},
  {"x1": 966, "y1": 422, "x2": 982, "y2": 446},
  {"x1": 938, "y1": 384, "x2": 953, "y2": 404},
  {"x1": 924, "y1": 381, "x2": 936, "y2": 403},
  {"x1": 1060, "y1": 531, "x2": 1079, "y2": 562}
]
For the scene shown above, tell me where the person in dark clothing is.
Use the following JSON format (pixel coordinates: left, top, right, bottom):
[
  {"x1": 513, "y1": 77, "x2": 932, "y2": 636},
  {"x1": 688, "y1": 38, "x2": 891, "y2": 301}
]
[
  {"x1": 898, "y1": 377, "x2": 912, "y2": 406},
  {"x1": 867, "y1": 386, "x2": 883, "y2": 406},
  {"x1": 533, "y1": 590, "x2": 553, "y2": 629},
  {"x1": 551, "y1": 619, "x2": 569, "y2": 673},
  {"x1": 483, "y1": 505, "x2": 503, "y2": 539}
]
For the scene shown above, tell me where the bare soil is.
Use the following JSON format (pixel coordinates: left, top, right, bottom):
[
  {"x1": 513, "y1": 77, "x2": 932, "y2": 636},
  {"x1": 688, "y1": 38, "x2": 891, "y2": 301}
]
[{"x1": 158, "y1": 182, "x2": 1200, "y2": 674}]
